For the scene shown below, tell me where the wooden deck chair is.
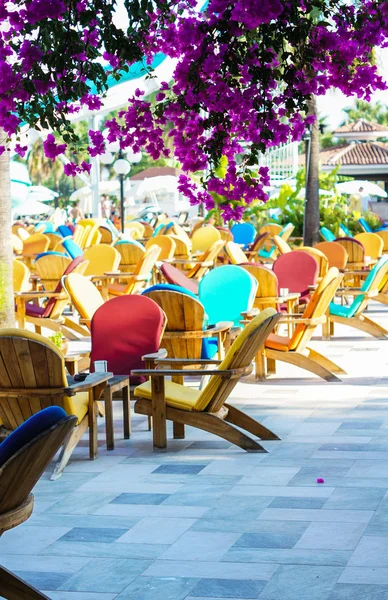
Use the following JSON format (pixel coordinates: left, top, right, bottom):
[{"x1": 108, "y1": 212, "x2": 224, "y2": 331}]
[
  {"x1": 216, "y1": 227, "x2": 234, "y2": 244},
  {"x1": 178, "y1": 211, "x2": 189, "y2": 225},
  {"x1": 125, "y1": 221, "x2": 145, "y2": 240},
  {"x1": 329, "y1": 255, "x2": 388, "y2": 339},
  {"x1": 83, "y1": 225, "x2": 102, "y2": 248},
  {"x1": 179, "y1": 240, "x2": 225, "y2": 280},
  {"x1": 191, "y1": 225, "x2": 221, "y2": 253},
  {"x1": 0, "y1": 330, "x2": 111, "y2": 479},
  {"x1": 99, "y1": 225, "x2": 114, "y2": 244},
  {"x1": 106, "y1": 245, "x2": 161, "y2": 297},
  {"x1": 12, "y1": 234, "x2": 23, "y2": 255},
  {"x1": 169, "y1": 234, "x2": 192, "y2": 260},
  {"x1": 132, "y1": 309, "x2": 281, "y2": 452},
  {"x1": 168, "y1": 223, "x2": 192, "y2": 247},
  {"x1": 314, "y1": 241, "x2": 348, "y2": 270},
  {"x1": 294, "y1": 246, "x2": 328, "y2": 278},
  {"x1": 142, "y1": 287, "x2": 232, "y2": 361},
  {"x1": 114, "y1": 240, "x2": 146, "y2": 272},
  {"x1": 261, "y1": 268, "x2": 345, "y2": 382},
  {"x1": 140, "y1": 221, "x2": 155, "y2": 238},
  {"x1": 190, "y1": 218, "x2": 205, "y2": 236},
  {"x1": 273, "y1": 251, "x2": 319, "y2": 306},
  {"x1": 15, "y1": 257, "x2": 90, "y2": 340},
  {"x1": 34, "y1": 253, "x2": 72, "y2": 291},
  {"x1": 336, "y1": 237, "x2": 365, "y2": 269},
  {"x1": 230, "y1": 222, "x2": 256, "y2": 249},
  {"x1": 13, "y1": 260, "x2": 31, "y2": 293},
  {"x1": 146, "y1": 235, "x2": 176, "y2": 260},
  {"x1": 16, "y1": 227, "x2": 30, "y2": 241},
  {"x1": 45, "y1": 232, "x2": 63, "y2": 250},
  {"x1": 73, "y1": 224, "x2": 87, "y2": 248},
  {"x1": 273, "y1": 235, "x2": 291, "y2": 255},
  {"x1": 245, "y1": 232, "x2": 270, "y2": 261},
  {"x1": 225, "y1": 241, "x2": 250, "y2": 265},
  {"x1": 22, "y1": 234, "x2": 50, "y2": 256},
  {"x1": 63, "y1": 273, "x2": 105, "y2": 330},
  {"x1": 0, "y1": 407, "x2": 76, "y2": 599},
  {"x1": 354, "y1": 232, "x2": 383, "y2": 260},
  {"x1": 242, "y1": 265, "x2": 279, "y2": 311},
  {"x1": 259, "y1": 223, "x2": 282, "y2": 252},
  {"x1": 279, "y1": 223, "x2": 295, "y2": 242},
  {"x1": 83, "y1": 244, "x2": 121, "y2": 276},
  {"x1": 376, "y1": 229, "x2": 388, "y2": 253},
  {"x1": 158, "y1": 262, "x2": 199, "y2": 295}
]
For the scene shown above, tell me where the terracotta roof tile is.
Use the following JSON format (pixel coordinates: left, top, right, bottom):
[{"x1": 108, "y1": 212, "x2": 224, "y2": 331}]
[
  {"x1": 321, "y1": 142, "x2": 388, "y2": 166},
  {"x1": 334, "y1": 119, "x2": 388, "y2": 134}
]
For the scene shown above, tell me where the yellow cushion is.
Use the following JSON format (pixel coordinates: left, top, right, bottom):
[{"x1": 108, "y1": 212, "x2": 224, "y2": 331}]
[
  {"x1": 66, "y1": 273, "x2": 104, "y2": 319},
  {"x1": 63, "y1": 392, "x2": 89, "y2": 424},
  {"x1": 134, "y1": 380, "x2": 201, "y2": 411}
]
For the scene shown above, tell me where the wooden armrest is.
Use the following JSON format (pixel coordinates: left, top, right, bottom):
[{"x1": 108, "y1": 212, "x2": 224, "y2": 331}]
[
  {"x1": 206, "y1": 321, "x2": 234, "y2": 334},
  {"x1": 65, "y1": 372, "x2": 113, "y2": 395},
  {"x1": 142, "y1": 349, "x2": 168, "y2": 361},
  {"x1": 131, "y1": 368, "x2": 240, "y2": 378},
  {"x1": 79, "y1": 318, "x2": 91, "y2": 325},
  {"x1": 14, "y1": 291, "x2": 67, "y2": 299},
  {"x1": 150, "y1": 358, "x2": 222, "y2": 366},
  {"x1": 279, "y1": 315, "x2": 326, "y2": 325},
  {"x1": 241, "y1": 309, "x2": 260, "y2": 318},
  {"x1": 335, "y1": 289, "x2": 373, "y2": 297}
]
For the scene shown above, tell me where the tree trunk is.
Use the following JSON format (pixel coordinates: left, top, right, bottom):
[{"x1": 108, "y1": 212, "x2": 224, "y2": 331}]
[
  {"x1": 0, "y1": 131, "x2": 14, "y2": 328},
  {"x1": 303, "y1": 95, "x2": 320, "y2": 246}
]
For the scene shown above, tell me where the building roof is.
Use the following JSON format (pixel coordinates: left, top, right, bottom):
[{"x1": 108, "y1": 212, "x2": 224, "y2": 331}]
[
  {"x1": 334, "y1": 119, "x2": 388, "y2": 135},
  {"x1": 130, "y1": 167, "x2": 182, "y2": 180},
  {"x1": 319, "y1": 142, "x2": 388, "y2": 166}
]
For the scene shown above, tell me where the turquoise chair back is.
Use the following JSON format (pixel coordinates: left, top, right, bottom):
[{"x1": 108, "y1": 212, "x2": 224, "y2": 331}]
[
  {"x1": 330, "y1": 255, "x2": 388, "y2": 318},
  {"x1": 230, "y1": 223, "x2": 256, "y2": 249},
  {"x1": 339, "y1": 223, "x2": 352, "y2": 237},
  {"x1": 199, "y1": 265, "x2": 257, "y2": 327},
  {"x1": 359, "y1": 218, "x2": 372, "y2": 233},
  {"x1": 62, "y1": 238, "x2": 83, "y2": 259},
  {"x1": 320, "y1": 227, "x2": 336, "y2": 242},
  {"x1": 279, "y1": 223, "x2": 293, "y2": 238}
]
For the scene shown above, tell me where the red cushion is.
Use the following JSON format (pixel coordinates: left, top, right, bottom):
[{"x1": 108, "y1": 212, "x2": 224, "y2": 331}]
[
  {"x1": 273, "y1": 252, "x2": 318, "y2": 298},
  {"x1": 160, "y1": 263, "x2": 199, "y2": 295},
  {"x1": 90, "y1": 295, "x2": 166, "y2": 384}
]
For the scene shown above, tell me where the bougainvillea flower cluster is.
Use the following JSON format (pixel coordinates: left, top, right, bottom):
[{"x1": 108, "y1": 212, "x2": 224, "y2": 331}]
[{"x1": 1, "y1": 0, "x2": 387, "y2": 217}]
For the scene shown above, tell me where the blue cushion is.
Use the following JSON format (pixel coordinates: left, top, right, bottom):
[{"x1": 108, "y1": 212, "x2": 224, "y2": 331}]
[
  {"x1": 202, "y1": 337, "x2": 218, "y2": 359},
  {"x1": 35, "y1": 251, "x2": 67, "y2": 261},
  {"x1": 63, "y1": 239, "x2": 83, "y2": 259},
  {"x1": 0, "y1": 407, "x2": 67, "y2": 467},
  {"x1": 230, "y1": 223, "x2": 256, "y2": 249},
  {"x1": 340, "y1": 223, "x2": 352, "y2": 237},
  {"x1": 320, "y1": 227, "x2": 336, "y2": 241},
  {"x1": 58, "y1": 225, "x2": 73, "y2": 238},
  {"x1": 258, "y1": 246, "x2": 275, "y2": 258},
  {"x1": 329, "y1": 301, "x2": 352, "y2": 318},
  {"x1": 359, "y1": 218, "x2": 372, "y2": 233}
]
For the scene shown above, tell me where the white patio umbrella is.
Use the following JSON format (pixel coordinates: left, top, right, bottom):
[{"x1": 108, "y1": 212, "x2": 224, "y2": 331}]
[
  {"x1": 336, "y1": 180, "x2": 387, "y2": 198},
  {"x1": 27, "y1": 185, "x2": 58, "y2": 202},
  {"x1": 136, "y1": 176, "x2": 179, "y2": 197},
  {"x1": 14, "y1": 199, "x2": 53, "y2": 216}
]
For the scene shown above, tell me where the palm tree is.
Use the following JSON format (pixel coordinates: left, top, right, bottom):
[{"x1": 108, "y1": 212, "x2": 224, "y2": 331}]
[
  {"x1": 27, "y1": 139, "x2": 64, "y2": 191},
  {"x1": 0, "y1": 130, "x2": 14, "y2": 327},
  {"x1": 342, "y1": 100, "x2": 388, "y2": 127},
  {"x1": 303, "y1": 95, "x2": 320, "y2": 246}
]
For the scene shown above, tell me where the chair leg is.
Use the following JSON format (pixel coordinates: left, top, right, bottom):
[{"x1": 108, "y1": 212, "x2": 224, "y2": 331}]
[
  {"x1": 122, "y1": 384, "x2": 131, "y2": 439},
  {"x1": 151, "y1": 375, "x2": 167, "y2": 451},
  {"x1": 0, "y1": 566, "x2": 50, "y2": 600},
  {"x1": 147, "y1": 416, "x2": 152, "y2": 431},
  {"x1": 307, "y1": 347, "x2": 346, "y2": 375},
  {"x1": 173, "y1": 422, "x2": 185, "y2": 439},
  {"x1": 265, "y1": 349, "x2": 341, "y2": 382},
  {"x1": 104, "y1": 385, "x2": 114, "y2": 451},
  {"x1": 51, "y1": 417, "x2": 88, "y2": 480},
  {"x1": 267, "y1": 357, "x2": 276, "y2": 375},
  {"x1": 224, "y1": 403, "x2": 280, "y2": 441},
  {"x1": 89, "y1": 390, "x2": 98, "y2": 460},
  {"x1": 255, "y1": 348, "x2": 266, "y2": 380},
  {"x1": 166, "y1": 407, "x2": 267, "y2": 452}
]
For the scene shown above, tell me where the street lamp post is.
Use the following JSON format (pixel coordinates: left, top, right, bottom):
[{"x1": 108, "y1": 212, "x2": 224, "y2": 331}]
[{"x1": 113, "y1": 151, "x2": 131, "y2": 233}]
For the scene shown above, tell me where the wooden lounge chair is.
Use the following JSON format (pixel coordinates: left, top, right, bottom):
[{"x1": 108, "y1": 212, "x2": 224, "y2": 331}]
[
  {"x1": 191, "y1": 225, "x2": 221, "y2": 253},
  {"x1": 83, "y1": 244, "x2": 121, "y2": 276},
  {"x1": 0, "y1": 407, "x2": 76, "y2": 599},
  {"x1": 145, "y1": 235, "x2": 176, "y2": 260},
  {"x1": 34, "y1": 252, "x2": 72, "y2": 290},
  {"x1": 294, "y1": 246, "x2": 328, "y2": 279},
  {"x1": 15, "y1": 256, "x2": 90, "y2": 339},
  {"x1": 259, "y1": 268, "x2": 345, "y2": 381},
  {"x1": 172, "y1": 240, "x2": 225, "y2": 280},
  {"x1": 102, "y1": 245, "x2": 161, "y2": 298},
  {"x1": 63, "y1": 272, "x2": 105, "y2": 330},
  {"x1": 314, "y1": 241, "x2": 348, "y2": 270},
  {"x1": 329, "y1": 255, "x2": 388, "y2": 339},
  {"x1": 114, "y1": 240, "x2": 146, "y2": 272},
  {"x1": 0, "y1": 330, "x2": 111, "y2": 479},
  {"x1": 132, "y1": 309, "x2": 281, "y2": 451},
  {"x1": 354, "y1": 232, "x2": 383, "y2": 260},
  {"x1": 273, "y1": 235, "x2": 291, "y2": 255}
]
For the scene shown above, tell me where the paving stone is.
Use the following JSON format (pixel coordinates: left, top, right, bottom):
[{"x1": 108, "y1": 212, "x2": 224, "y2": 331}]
[
  {"x1": 116, "y1": 576, "x2": 199, "y2": 600},
  {"x1": 327, "y1": 584, "x2": 388, "y2": 600},
  {"x1": 323, "y1": 487, "x2": 385, "y2": 510},
  {"x1": 233, "y1": 532, "x2": 301, "y2": 550},
  {"x1": 269, "y1": 497, "x2": 326, "y2": 509},
  {"x1": 348, "y1": 536, "x2": 388, "y2": 567},
  {"x1": 258, "y1": 508, "x2": 374, "y2": 523},
  {"x1": 161, "y1": 532, "x2": 240, "y2": 561},
  {"x1": 59, "y1": 558, "x2": 151, "y2": 593},
  {"x1": 189, "y1": 578, "x2": 266, "y2": 598},
  {"x1": 222, "y1": 548, "x2": 351, "y2": 566},
  {"x1": 116, "y1": 518, "x2": 196, "y2": 545},
  {"x1": 259, "y1": 565, "x2": 342, "y2": 600},
  {"x1": 152, "y1": 464, "x2": 208, "y2": 475},
  {"x1": 41, "y1": 593, "x2": 116, "y2": 600},
  {"x1": 141, "y1": 560, "x2": 278, "y2": 580},
  {"x1": 110, "y1": 493, "x2": 170, "y2": 505},
  {"x1": 295, "y1": 522, "x2": 366, "y2": 550},
  {"x1": 58, "y1": 527, "x2": 129, "y2": 543}
]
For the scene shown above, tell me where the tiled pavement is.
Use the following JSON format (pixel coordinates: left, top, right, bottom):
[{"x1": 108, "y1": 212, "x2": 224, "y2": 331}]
[{"x1": 2, "y1": 303, "x2": 388, "y2": 599}]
